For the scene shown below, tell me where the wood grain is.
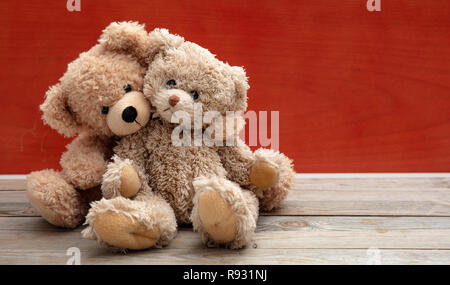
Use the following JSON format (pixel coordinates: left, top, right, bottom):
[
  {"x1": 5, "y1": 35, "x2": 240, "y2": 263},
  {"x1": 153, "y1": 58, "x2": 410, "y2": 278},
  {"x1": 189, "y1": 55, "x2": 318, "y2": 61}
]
[
  {"x1": 0, "y1": 179, "x2": 27, "y2": 191},
  {"x1": 2, "y1": 177, "x2": 449, "y2": 217},
  {"x1": 1, "y1": 0, "x2": 450, "y2": 173},
  {"x1": 2, "y1": 216, "x2": 450, "y2": 250},
  {"x1": 1, "y1": 216, "x2": 449, "y2": 264},
  {"x1": 2, "y1": 248, "x2": 450, "y2": 265},
  {"x1": 1, "y1": 177, "x2": 450, "y2": 264},
  {"x1": 271, "y1": 177, "x2": 450, "y2": 216}
]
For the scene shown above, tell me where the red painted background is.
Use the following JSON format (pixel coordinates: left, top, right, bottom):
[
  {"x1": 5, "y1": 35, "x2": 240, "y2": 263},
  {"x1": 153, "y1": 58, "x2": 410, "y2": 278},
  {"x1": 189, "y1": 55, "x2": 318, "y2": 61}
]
[{"x1": 1, "y1": 0, "x2": 449, "y2": 173}]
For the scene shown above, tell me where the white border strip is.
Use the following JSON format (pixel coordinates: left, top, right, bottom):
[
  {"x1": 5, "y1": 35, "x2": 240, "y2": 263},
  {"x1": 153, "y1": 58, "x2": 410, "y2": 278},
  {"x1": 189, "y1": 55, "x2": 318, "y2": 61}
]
[
  {"x1": 0, "y1": 175, "x2": 27, "y2": 180},
  {"x1": 295, "y1": 173, "x2": 450, "y2": 178},
  {"x1": 0, "y1": 173, "x2": 450, "y2": 180}
]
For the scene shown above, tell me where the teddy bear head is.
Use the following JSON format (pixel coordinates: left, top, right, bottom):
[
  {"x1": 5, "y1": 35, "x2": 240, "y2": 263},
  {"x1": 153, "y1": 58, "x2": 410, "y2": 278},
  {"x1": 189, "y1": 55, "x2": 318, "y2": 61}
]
[
  {"x1": 143, "y1": 29, "x2": 249, "y2": 130},
  {"x1": 40, "y1": 22, "x2": 153, "y2": 138}
]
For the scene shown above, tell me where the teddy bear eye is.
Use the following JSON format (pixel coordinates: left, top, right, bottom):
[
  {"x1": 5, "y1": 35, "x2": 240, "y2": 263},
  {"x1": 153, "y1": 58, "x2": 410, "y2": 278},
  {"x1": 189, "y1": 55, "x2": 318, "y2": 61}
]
[
  {"x1": 101, "y1": 106, "x2": 109, "y2": 115},
  {"x1": 123, "y1": 84, "x2": 132, "y2": 93},
  {"x1": 191, "y1": 90, "x2": 199, "y2": 100},
  {"x1": 166, "y1": 79, "x2": 176, "y2": 87}
]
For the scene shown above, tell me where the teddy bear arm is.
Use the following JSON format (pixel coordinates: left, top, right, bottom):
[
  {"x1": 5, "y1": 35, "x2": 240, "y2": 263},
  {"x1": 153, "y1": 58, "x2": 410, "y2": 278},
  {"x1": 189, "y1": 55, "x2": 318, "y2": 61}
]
[
  {"x1": 60, "y1": 134, "x2": 109, "y2": 190},
  {"x1": 106, "y1": 131, "x2": 151, "y2": 198},
  {"x1": 102, "y1": 130, "x2": 150, "y2": 199},
  {"x1": 217, "y1": 141, "x2": 280, "y2": 190},
  {"x1": 101, "y1": 155, "x2": 148, "y2": 199},
  {"x1": 216, "y1": 144, "x2": 253, "y2": 187},
  {"x1": 253, "y1": 148, "x2": 296, "y2": 211},
  {"x1": 217, "y1": 143, "x2": 295, "y2": 212}
]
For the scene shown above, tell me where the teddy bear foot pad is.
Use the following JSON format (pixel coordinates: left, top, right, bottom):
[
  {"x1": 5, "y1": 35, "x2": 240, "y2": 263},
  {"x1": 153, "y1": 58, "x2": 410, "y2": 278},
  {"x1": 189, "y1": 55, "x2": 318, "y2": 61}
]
[
  {"x1": 198, "y1": 190, "x2": 238, "y2": 243},
  {"x1": 93, "y1": 210, "x2": 161, "y2": 250}
]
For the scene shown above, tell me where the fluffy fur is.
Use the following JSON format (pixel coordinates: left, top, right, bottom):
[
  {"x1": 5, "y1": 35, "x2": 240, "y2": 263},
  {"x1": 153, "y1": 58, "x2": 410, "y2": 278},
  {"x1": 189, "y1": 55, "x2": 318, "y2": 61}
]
[
  {"x1": 26, "y1": 22, "x2": 151, "y2": 228},
  {"x1": 191, "y1": 176, "x2": 258, "y2": 249},
  {"x1": 82, "y1": 193, "x2": 177, "y2": 249},
  {"x1": 86, "y1": 28, "x2": 295, "y2": 250}
]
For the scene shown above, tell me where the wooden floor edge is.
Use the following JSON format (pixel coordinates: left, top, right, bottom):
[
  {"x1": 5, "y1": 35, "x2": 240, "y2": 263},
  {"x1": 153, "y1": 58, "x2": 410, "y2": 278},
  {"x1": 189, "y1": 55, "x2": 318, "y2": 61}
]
[{"x1": 2, "y1": 173, "x2": 450, "y2": 180}]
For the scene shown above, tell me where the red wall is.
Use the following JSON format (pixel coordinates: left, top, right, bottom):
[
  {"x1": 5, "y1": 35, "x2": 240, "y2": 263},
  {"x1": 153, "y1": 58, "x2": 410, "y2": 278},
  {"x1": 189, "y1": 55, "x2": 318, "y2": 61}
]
[{"x1": 1, "y1": 0, "x2": 449, "y2": 173}]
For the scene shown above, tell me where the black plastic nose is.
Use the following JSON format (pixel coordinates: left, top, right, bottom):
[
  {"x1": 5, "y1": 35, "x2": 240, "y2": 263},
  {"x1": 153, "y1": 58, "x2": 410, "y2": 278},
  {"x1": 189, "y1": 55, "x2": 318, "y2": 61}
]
[{"x1": 122, "y1": 106, "x2": 138, "y2": 123}]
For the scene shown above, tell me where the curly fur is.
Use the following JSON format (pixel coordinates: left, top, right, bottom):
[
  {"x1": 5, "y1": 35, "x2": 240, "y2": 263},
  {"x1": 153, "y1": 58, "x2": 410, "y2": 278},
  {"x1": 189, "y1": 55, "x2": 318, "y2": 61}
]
[
  {"x1": 82, "y1": 194, "x2": 177, "y2": 250},
  {"x1": 100, "y1": 29, "x2": 294, "y2": 249},
  {"x1": 27, "y1": 21, "x2": 151, "y2": 228},
  {"x1": 253, "y1": 148, "x2": 295, "y2": 211},
  {"x1": 191, "y1": 176, "x2": 258, "y2": 249},
  {"x1": 101, "y1": 155, "x2": 134, "y2": 199},
  {"x1": 27, "y1": 169, "x2": 88, "y2": 228}
]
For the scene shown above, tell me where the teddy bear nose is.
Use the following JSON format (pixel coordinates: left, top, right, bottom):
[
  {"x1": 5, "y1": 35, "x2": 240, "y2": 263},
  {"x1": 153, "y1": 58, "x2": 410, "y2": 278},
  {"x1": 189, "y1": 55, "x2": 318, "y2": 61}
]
[
  {"x1": 168, "y1": 95, "x2": 180, "y2": 107},
  {"x1": 122, "y1": 106, "x2": 138, "y2": 123}
]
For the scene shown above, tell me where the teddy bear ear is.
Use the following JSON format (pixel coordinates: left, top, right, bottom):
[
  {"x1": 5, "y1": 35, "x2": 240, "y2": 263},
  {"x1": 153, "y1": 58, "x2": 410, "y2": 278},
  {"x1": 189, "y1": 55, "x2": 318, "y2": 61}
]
[
  {"x1": 40, "y1": 83, "x2": 79, "y2": 138},
  {"x1": 146, "y1": 28, "x2": 185, "y2": 63},
  {"x1": 99, "y1": 21, "x2": 151, "y2": 64},
  {"x1": 231, "y1": 66, "x2": 250, "y2": 111}
]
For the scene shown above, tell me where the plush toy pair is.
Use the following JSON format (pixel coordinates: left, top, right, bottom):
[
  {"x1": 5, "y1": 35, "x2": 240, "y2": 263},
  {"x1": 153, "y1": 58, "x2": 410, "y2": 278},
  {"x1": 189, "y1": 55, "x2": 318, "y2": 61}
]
[{"x1": 27, "y1": 22, "x2": 294, "y2": 250}]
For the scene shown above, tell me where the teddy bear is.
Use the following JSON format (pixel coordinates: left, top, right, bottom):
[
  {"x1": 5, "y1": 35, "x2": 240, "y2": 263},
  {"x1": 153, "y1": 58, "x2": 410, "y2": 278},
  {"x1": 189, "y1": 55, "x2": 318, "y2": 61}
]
[
  {"x1": 82, "y1": 28, "x2": 295, "y2": 250},
  {"x1": 26, "y1": 21, "x2": 155, "y2": 229}
]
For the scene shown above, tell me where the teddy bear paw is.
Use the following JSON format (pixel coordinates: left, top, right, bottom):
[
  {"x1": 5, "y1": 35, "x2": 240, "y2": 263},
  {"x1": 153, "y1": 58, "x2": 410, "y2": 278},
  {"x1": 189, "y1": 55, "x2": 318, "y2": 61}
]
[
  {"x1": 93, "y1": 210, "x2": 160, "y2": 250},
  {"x1": 102, "y1": 156, "x2": 141, "y2": 199},
  {"x1": 27, "y1": 169, "x2": 87, "y2": 228},
  {"x1": 197, "y1": 190, "x2": 237, "y2": 243},
  {"x1": 249, "y1": 160, "x2": 279, "y2": 189},
  {"x1": 119, "y1": 164, "x2": 141, "y2": 198}
]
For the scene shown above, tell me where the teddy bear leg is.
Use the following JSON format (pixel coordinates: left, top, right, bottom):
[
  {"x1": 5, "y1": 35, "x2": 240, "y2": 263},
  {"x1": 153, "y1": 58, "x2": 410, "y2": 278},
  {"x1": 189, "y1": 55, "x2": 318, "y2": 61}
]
[
  {"x1": 191, "y1": 176, "x2": 258, "y2": 249},
  {"x1": 26, "y1": 169, "x2": 88, "y2": 228},
  {"x1": 82, "y1": 194, "x2": 177, "y2": 250},
  {"x1": 251, "y1": 148, "x2": 295, "y2": 211}
]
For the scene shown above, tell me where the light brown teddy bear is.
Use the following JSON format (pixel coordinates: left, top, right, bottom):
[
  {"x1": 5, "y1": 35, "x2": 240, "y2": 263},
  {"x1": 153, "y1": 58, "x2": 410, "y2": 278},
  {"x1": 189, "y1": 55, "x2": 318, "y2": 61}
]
[
  {"x1": 83, "y1": 29, "x2": 295, "y2": 250},
  {"x1": 26, "y1": 22, "x2": 154, "y2": 228}
]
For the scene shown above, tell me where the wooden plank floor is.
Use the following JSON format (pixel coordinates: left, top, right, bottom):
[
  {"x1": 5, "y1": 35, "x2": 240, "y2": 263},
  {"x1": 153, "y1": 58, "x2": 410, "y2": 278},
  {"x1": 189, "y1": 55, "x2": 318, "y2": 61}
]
[{"x1": 0, "y1": 176, "x2": 449, "y2": 265}]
